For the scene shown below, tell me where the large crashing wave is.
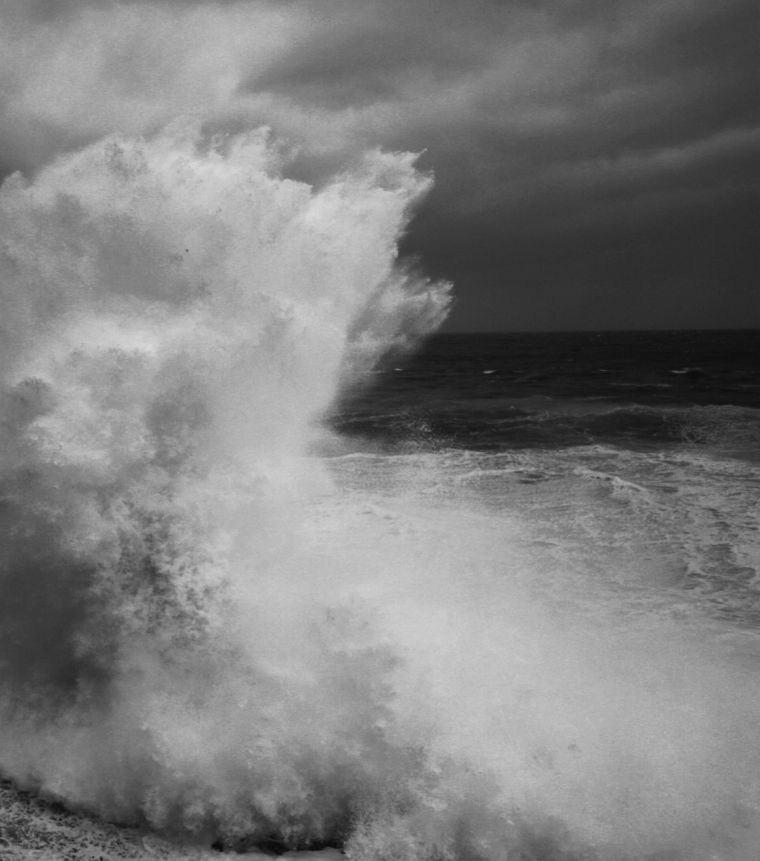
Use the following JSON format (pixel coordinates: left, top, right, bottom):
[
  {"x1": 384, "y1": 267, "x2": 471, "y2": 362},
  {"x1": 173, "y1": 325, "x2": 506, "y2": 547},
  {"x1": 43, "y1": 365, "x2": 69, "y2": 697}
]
[
  {"x1": 2, "y1": 129, "x2": 759, "y2": 861},
  {"x1": 0, "y1": 129, "x2": 454, "y2": 851}
]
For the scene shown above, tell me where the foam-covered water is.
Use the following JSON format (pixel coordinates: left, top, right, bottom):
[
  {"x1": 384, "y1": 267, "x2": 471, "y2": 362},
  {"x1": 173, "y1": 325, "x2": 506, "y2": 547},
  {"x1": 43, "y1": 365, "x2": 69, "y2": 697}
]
[{"x1": 1, "y1": 130, "x2": 760, "y2": 860}]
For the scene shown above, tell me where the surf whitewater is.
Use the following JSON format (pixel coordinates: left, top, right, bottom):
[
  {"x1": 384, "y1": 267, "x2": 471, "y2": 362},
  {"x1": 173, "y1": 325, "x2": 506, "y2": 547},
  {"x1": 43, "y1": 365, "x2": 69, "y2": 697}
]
[{"x1": 1, "y1": 129, "x2": 759, "y2": 860}]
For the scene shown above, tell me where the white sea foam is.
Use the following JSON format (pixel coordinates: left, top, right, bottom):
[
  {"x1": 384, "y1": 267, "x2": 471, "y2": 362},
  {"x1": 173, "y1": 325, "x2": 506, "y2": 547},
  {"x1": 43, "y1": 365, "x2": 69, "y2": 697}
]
[{"x1": 1, "y1": 129, "x2": 759, "y2": 860}]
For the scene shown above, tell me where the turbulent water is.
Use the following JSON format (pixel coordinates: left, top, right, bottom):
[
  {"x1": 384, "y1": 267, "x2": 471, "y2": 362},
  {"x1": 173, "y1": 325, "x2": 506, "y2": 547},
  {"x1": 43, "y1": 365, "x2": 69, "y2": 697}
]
[{"x1": 1, "y1": 130, "x2": 760, "y2": 861}]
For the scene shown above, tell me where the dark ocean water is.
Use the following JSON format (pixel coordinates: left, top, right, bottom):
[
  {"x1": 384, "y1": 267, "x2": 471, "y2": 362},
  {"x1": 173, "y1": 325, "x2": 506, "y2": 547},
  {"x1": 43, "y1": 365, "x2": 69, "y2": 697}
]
[
  {"x1": 333, "y1": 330, "x2": 760, "y2": 454},
  {"x1": 329, "y1": 331, "x2": 760, "y2": 635}
]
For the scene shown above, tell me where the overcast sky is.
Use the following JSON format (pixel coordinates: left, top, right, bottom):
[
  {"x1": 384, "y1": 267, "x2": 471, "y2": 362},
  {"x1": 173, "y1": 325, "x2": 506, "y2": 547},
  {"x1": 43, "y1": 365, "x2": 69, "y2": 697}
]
[{"x1": 2, "y1": 0, "x2": 757, "y2": 331}]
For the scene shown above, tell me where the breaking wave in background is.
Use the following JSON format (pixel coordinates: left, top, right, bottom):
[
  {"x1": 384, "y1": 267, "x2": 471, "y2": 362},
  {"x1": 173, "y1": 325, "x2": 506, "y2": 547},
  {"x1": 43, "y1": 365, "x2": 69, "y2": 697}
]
[{"x1": 1, "y1": 129, "x2": 759, "y2": 860}]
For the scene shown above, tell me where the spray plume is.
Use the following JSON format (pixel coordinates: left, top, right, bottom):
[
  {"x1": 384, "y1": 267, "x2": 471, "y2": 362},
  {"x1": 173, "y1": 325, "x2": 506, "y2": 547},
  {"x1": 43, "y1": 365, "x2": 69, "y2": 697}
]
[{"x1": 0, "y1": 127, "x2": 453, "y2": 851}]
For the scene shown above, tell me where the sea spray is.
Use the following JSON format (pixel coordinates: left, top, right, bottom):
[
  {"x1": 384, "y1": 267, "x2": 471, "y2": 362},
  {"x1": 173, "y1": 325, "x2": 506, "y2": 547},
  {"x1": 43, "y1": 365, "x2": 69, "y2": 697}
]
[
  {"x1": 2, "y1": 129, "x2": 760, "y2": 861},
  {"x1": 0, "y1": 127, "x2": 454, "y2": 850}
]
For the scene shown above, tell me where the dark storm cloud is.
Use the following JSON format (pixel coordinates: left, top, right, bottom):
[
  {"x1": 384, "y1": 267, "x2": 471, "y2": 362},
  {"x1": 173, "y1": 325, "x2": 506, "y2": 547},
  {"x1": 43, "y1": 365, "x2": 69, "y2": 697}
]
[
  {"x1": 249, "y1": 22, "x2": 468, "y2": 111},
  {"x1": 0, "y1": 0, "x2": 757, "y2": 329},
  {"x1": 240, "y1": 0, "x2": 758, "y2": 218},
  {"x1": 245, "y1": 0, "x2": 506, "y2": 109},
  {"x1": 376, "y1": 0, "x2": 760, "y2": 329}
]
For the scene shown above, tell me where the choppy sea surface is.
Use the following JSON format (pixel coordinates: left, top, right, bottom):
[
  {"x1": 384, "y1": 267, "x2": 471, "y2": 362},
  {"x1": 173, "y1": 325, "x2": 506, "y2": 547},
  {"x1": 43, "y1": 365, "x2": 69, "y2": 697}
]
[
  {"x1": 331, "y1": 330, "x2": 760, "y2": 628},
  {"x1": 320, "y1": 330, "x2": 760, "y2": 860},
  {"x1": 1, "y1": 130, "x2": 759, "y2": 861}
]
